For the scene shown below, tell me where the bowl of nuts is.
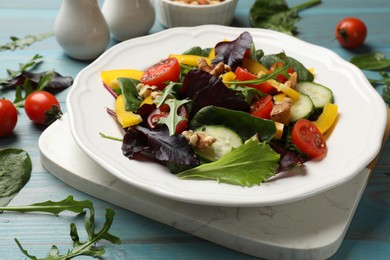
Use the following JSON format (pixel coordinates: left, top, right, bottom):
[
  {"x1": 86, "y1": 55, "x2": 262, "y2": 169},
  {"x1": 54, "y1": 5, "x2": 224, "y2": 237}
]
[{"x1": 155, "y1": 0, "x2": 238, "y2": 28}]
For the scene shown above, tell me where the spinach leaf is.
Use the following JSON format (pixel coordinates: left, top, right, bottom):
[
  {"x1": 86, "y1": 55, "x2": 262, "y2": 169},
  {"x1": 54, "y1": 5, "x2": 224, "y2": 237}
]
[
  {"x1": 350, "y1": 52, "x2": 390, "y2": 104},
  {"x1": 350, "y1": 52, "x2": 390, "y2": 71},
  {"x1": 183, "y1": 46, "x2": 212, "y2": 57},
  {"x1": 250, "y1": 0, "x2": 321, "y2": 35},
  {"x1": 0, "y1": 148, "x2": 31, "y2": 207},
  {"x1": 118, "y1": 77, "x2": 142, "y2": 112},
  {"x1": 178, "y1": 138, "x2": 280, "y2": 187},
  {"x1": 261, "y1": 53, "x2": 314, "y2": 82},
  {"x1": 189, "y1": 106, "x2": 276, "y2": 142}
]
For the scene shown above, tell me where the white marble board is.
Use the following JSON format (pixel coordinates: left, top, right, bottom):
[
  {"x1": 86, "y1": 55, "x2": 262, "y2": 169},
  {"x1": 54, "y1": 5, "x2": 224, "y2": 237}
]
[{"x1": 39, "y1": 114, "x2": 372, "y2": 259}]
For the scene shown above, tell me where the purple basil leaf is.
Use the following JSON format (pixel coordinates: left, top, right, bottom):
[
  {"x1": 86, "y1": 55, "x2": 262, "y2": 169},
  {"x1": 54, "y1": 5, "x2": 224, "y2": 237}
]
[
  {"x1": 122, "y1": 125, "x2": 199, "y2": 167},
  {"x1": 182, "y1": 69, "x2": 250, "y2": 114},
  {"x1": 211, "y1": 31, "x2": 253, "y2": 71}
]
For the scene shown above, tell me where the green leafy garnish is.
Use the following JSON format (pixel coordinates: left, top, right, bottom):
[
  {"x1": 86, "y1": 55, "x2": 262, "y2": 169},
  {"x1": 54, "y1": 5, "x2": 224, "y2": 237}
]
[
  {"x1": 0, "y1": 148, "x2": 32, "y2": 207},
  {"x1": 0, "y1": 196, "x2": 121, "y2": 259},
  {"x1": 350, "y1": 52, "x2": 390, "y2": 71},
  {"x1": 178, "y1": 138, "x2": 280, "y2": 187},
  {"x1": 0, "y1": 32, "x2": 53, "y2": 52},
  {"x1": 249, "y1": 0, "x2": 321, "y2": 35},
  {"x1": 350, "y1": 52, "x2": 390, "y2": 104}
]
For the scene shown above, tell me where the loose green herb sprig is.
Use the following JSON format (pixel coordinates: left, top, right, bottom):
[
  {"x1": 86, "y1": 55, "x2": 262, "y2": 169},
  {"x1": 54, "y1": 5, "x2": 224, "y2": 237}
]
[
  {"x1": 0, "y1": 32, "x2": 54, "y2": 52},
  {"x1": 350, "y1": 52, "x2": 390, "y2": 104},
  {"x1": 0, "y1": 54, "x2": 44, "y2": 85},
  {"x1": 0, "y1": 196, "x2": 121, "y2": 259}
]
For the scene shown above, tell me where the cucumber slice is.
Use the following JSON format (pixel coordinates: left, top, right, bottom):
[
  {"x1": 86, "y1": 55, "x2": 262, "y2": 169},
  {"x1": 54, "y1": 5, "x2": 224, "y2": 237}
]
[
  {"x1": 193, "y1": 125, "x2": 243, "y2": 162},
  {"x1": 296, "y1": 82, "x2": 334, "y2": 111},
  {"x1": 290, "y1": 94, "x2": 314, "y2": 122}
]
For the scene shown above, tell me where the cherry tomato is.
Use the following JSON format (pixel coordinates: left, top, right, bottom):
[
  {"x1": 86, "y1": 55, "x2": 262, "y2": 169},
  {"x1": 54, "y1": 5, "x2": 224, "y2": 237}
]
[
  {"x1": 147, "y1": 104, "x2": 188, "y2": 134},
  {"x1": 335, "y1": 17, "x2": 367, "y2": 49},
  {"x1": 269, "y1": 62, "x2": 295, "y2": 83},
  {"x1": 0, "y1": 99, "x2": 18, "y2": 137},
  {"x1": 234, "y1": 66, "x2": 274, "y2": 94},
  {"x1": 291, "y1": 119, "x2": 327, "y2": 160},
  {"x1": 250, "y1": 95, "x2": 273, "y2": 119},
  {"x1": 24, "y1": 91, "x2": 61, "y2": 125},
  {"x1": 140, "y1": 57, "x2": 180, "y2": 90}
]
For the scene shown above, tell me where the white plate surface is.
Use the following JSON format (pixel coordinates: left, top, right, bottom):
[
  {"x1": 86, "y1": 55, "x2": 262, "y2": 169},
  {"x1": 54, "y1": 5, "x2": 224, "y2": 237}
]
[{"x1": 67, "y1": 25, "x2": 387, "y2": 207}]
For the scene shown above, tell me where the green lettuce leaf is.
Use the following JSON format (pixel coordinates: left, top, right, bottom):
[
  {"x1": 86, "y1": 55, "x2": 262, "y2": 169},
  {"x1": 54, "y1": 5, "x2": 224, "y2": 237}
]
[{"x1": 178, "y1": 138, "x2": 280, "y2": 187}]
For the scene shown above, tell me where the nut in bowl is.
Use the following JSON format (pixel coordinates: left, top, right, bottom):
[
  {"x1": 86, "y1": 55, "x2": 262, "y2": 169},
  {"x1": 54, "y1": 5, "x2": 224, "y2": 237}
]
[{"x1": 155, "y1": 0, "x2": 238, "y2": 28}]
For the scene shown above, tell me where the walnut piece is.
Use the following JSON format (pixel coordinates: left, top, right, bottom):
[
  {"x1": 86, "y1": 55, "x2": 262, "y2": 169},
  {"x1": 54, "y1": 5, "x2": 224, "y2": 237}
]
[
  {"x1": 136, "y1": 83, "x2": 157, "y2": 99},
  {"x1": 197, "y1": 58, "x2": 230, "y2": 77},
  {"x1": 270, "y1": 97, "x2": 293, "y2": 125},
  {"x1": 182, "y1": 130, "x2": 216, "y2": 149}
]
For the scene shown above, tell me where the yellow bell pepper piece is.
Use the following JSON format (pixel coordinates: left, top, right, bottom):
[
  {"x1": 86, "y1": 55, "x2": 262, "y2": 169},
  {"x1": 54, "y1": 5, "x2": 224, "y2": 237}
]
[
  {"x1": 208, "y1": 48, "x2": 215, "y2": 59},
  {"x1": 101, "y1": 69, "x2": 143, "y2": 90},
  {"x1": 313, "y1": 103, "x2": 338, "y2": 134},
  {"x1": 277, "y1": 83, "x2": 301, "y2": 102},
  {"x1": 273, "y1": 93, "x2": 286, "y2": 103},
  {"x1": 242, "y1": 57, "x2": 269, "y2": 75},
  {"x1": 273, "y1": 122, "x2": 285, "y2": 140},
  {"x1": 115, "y1": 95, "x2": 143, "y2": 128},
  {"x1": 169, "y1": 54, "x2": 211, "y2": 67},
  {"x1": 221, "y1": 71, "x2": 236, "y2": 87},
  {"x1": 140, "y1": 95, "x2": 153, "y2": 106}
]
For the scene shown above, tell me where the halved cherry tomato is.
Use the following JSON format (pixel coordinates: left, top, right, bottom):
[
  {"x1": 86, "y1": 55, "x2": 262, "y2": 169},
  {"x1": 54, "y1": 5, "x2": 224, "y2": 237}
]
[
  {"x1": 147, "y1": 104, "x2": 188, "y2": 134},
  {"x1": 234, "y1": 66, "x2": 274, "y2": 94},
  {"x1": 269, "y1": 62, "x2": 295, "y2": 83},
  {"x1": 0, "y1": 99, "x2": 18, "y2": 137},
  {"x1": 335, "y1": 17, "x2": 367, "y2": 49},
  {"x1": 140, "y1": 57, "x2": 180, "y2": 90},
  {"x1": 250, "y1": 95, "x2": 273, "y2": 119},
  {"x1": 291, "y1": 119, "x2": 327, "y2": 160}
]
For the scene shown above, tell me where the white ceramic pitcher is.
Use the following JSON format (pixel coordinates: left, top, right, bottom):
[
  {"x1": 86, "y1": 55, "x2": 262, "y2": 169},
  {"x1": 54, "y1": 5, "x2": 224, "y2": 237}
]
[
  {"x1": 54, "y1": 0, "x2": 110, "y2": 60},
  {"x1": 102, "y1": 0, "x2": 155, "y2": 42}
]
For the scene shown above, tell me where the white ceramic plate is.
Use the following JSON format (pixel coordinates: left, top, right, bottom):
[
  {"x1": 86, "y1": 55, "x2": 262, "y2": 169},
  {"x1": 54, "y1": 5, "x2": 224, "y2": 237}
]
[{"x1": 67, "y1": 25, "x2": 387, "y2": 207}]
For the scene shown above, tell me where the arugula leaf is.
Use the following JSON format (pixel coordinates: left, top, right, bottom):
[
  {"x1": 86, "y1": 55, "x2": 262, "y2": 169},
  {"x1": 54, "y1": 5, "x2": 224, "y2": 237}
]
[
  {"x1": 0, "y1": 32, "x2": 53, "y2": 52},
  {"x1": 178, "y1": 138, "x2": 280, "y2": 187},
  {"x1": 0, "y1": 148, "x2": 32, "y2": 207},
  {"x1": 250, "y1": 0, "x2": 321, "y2": 35},
  {"x1": 0, "y1": 196, "x2": 121, "y2": 259},
  {"x1": 117, "y1": 77, "x2": 142, "y2": 112},
  {"x1": 350, "y1": 52, "x2": 390, "y2": 71},
  {"x1": 158, "y1": 98, "x2": 191, "y2": 136}
]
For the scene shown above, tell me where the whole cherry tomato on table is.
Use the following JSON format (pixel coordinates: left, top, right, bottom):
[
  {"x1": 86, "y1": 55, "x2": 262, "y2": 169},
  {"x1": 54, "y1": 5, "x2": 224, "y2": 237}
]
[
  {"x1": 335, "y1": 17, "x2": 367, "y2": 49},
  {"x1": 24, "y1": 91, "x2": 62, "y2": 126},
  {"x1": 291, "y1": 119, "x2": 327, "y2": 160},
  {"x1": 0, "y1": 99, "x2": 18, "y2": 137},
  {"x1": 140, "y1": 57, "x2": 180, "y2": 90}
]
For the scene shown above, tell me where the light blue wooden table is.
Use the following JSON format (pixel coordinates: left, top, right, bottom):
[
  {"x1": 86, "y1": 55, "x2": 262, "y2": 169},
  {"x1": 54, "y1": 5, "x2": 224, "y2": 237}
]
[{"x1": 1, "y1": 0, "x2": 390, "y2": 259}]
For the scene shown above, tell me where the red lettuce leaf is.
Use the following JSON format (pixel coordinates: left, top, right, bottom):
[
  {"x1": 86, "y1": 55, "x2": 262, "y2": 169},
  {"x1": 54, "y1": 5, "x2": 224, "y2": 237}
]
[
  {"x1": 3, "y1": 71, "x2": 73, "y2": 91},
  {"x1": 182, "y1": 69, "x2": 250, "y2": 114},
  {"x1": 122, "y1": 125, "x2": 200, "y2": 167},
  {"x1": 211, "y1": 31, "x2": 253, "y2": 71}
]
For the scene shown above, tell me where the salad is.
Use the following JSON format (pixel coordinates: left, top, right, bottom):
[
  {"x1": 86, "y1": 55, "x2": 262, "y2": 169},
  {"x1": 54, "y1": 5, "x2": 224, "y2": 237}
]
[{"x1": 100, "y1": 31, "x2": 338, "y2": 187}]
